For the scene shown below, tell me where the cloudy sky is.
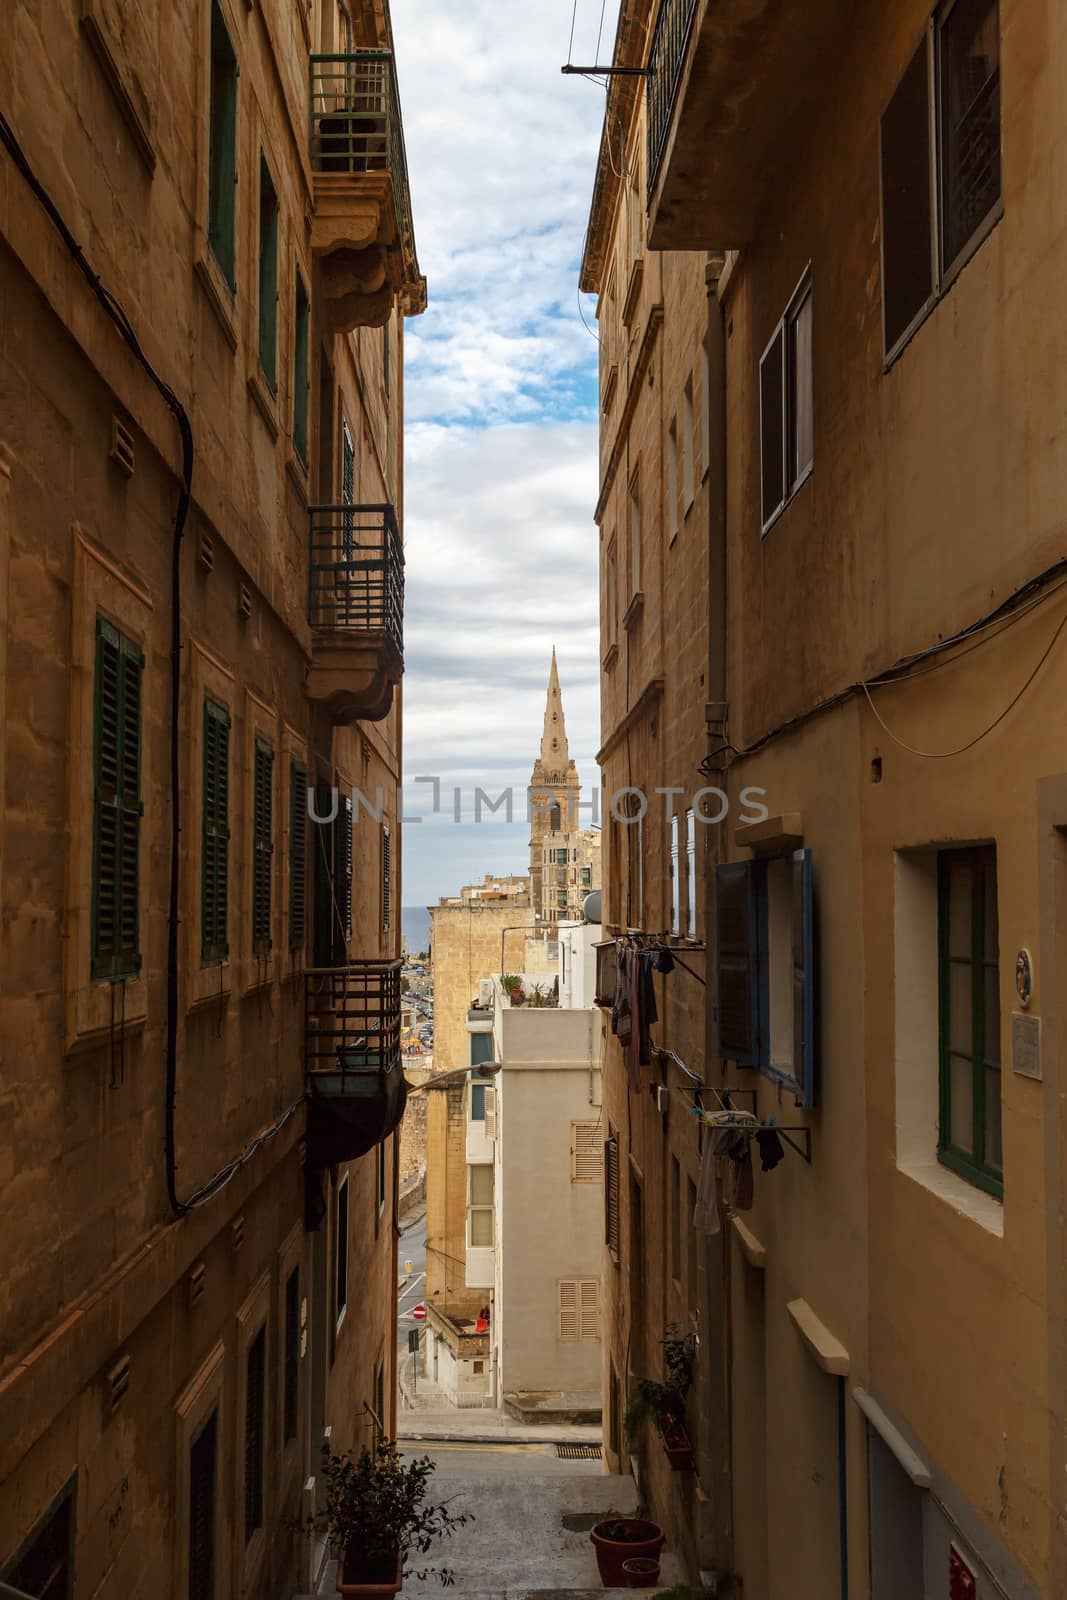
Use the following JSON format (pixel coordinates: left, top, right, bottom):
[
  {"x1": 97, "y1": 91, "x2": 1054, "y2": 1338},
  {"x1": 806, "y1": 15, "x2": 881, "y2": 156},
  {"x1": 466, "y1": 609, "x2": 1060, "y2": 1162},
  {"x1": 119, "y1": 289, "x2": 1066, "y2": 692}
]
[{"x1": 391, "y1": 0, "x2": 620, "y2": 907}]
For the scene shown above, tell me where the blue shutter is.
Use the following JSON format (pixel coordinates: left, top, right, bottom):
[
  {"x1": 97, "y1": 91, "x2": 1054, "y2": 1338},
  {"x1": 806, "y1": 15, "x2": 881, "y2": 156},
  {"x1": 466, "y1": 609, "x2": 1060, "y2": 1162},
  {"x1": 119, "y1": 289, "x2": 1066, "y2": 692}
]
[
  {"x1": 715, "y1": 860, "x2": 761, "y2": 1066},
  {"x1": 791, "y1": 846, "x2": 816, "y2": 1108}
]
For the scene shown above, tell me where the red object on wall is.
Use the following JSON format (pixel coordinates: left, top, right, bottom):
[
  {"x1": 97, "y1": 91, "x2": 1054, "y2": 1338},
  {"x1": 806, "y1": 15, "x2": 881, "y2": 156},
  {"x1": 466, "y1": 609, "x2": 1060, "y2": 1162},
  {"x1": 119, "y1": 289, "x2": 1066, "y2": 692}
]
[{"x1": 949, "y1": 1546, "x2": 977, "y2": 1599}]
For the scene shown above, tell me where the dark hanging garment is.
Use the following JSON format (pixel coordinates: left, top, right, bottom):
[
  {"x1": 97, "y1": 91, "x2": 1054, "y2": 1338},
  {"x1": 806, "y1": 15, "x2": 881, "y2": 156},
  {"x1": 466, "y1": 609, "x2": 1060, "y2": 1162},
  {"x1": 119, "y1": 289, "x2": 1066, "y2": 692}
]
[
  {"x1": 651, "y1": 945, "x2": 675, "y2": 974},
  {"x1": 637, "y1": 949, "x2": 658, "y2": 1066},
  {"x1": 755, "y1": 1127, "x2": 786, "y2": 1172}
]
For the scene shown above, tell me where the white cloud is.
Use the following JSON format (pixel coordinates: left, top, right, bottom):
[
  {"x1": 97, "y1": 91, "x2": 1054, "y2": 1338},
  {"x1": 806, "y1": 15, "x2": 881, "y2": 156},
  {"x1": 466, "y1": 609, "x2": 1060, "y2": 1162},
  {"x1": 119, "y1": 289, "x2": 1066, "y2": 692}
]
[{"x1": 390, "y1": 1, "x2": 620, "y2": 901}]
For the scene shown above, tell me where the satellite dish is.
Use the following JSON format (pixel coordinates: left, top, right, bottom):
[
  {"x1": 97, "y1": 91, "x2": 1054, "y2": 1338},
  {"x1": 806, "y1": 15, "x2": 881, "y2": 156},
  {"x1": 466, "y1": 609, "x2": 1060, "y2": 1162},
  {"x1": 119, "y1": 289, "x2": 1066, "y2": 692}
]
[{"x1": 583, "y1": 890, "x2": 602, "y2": 924}]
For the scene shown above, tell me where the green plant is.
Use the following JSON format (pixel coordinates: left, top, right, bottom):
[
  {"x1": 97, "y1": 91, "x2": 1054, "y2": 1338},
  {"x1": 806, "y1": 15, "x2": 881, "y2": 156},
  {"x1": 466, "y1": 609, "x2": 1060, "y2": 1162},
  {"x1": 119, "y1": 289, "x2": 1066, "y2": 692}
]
[
  {"x1": 624, "y1": 1324, "x2": 696, "y2": 1440},
  {"x1": 308, "y1": 1440, "x2": 471, "y2": 1586},
  {"x1": 500, "y1": 973, "x2": 522, "y2": 993}
]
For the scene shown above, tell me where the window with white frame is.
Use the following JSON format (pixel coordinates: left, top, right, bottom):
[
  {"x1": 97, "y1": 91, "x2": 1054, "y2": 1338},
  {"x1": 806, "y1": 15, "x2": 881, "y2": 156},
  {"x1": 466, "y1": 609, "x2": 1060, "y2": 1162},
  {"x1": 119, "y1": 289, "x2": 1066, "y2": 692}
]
[
  {"x1": 669, "y1": 811, "x2": 681, "y2": 936},
  {"x1": 468, "y1": 1164, "x2": 494, "y2": 1246},
  {"x1": 685, "y1": 809, "x2": 697, "y2": 939},
  {"x1": 760, "y1": 267, "x2": 813, "y2": 532}
]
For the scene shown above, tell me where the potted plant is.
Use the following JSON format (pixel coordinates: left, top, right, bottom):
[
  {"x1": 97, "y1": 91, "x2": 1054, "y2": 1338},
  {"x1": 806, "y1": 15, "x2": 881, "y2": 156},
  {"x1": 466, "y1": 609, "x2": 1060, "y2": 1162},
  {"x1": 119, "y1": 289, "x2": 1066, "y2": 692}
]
[
  {"x1": 621, "y1": 1555, "x2": 661, "y2": 1587},
  {"x1": 589, "y1": 1517, "x2": 665, "y2": 1586},
  {"x1": 500, "y1": 974, "x2": 525, "y2": 1006},
  {"x1": 624, "y1": 1325, "x2": 696, "y2": 1472},
  {"x1": 308, "y1": 1440, "x2": 471, "y2": 1596}
]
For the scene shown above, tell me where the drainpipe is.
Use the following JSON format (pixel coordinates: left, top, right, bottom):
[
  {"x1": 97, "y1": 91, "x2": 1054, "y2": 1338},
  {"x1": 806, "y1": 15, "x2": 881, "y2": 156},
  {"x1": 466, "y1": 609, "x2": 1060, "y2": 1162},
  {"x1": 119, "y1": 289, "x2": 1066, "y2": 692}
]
[{"x1": 702, "y1": 252, "x2": 733, "y2": 1579}]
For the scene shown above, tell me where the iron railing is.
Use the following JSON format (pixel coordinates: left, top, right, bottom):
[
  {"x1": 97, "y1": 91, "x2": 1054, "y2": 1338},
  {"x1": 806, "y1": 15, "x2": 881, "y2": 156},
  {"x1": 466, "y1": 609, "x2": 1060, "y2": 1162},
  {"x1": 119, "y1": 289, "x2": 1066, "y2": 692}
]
[
  {"x1": 307, "y1": 503, "x2": 404, "y2": 656},
  {"x1": 305, "y1": 958, "x2": 403, "y2": 1078},
  {"x1": 646, "y1": 0, "x2": 699, "y2": 199},
  {"x1": 309, "y1": 52, "x2": 421, "y2": 289}
]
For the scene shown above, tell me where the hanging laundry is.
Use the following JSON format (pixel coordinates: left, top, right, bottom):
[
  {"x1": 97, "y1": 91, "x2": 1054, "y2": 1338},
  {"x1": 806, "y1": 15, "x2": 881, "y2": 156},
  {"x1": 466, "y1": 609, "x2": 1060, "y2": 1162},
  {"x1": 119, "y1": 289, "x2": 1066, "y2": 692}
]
[
  {"x1": 729, "y1": 1138, "x2": 754, "y2": 1210},
  {"x1": 755, "y1": 1128, "x2": 785, "y2": 1172},
  {"x1": 651, "y1": 945, "x2": 675, "y2": 974},
  {"x1": 694, "y1": 1132, "x2": 720, "y2": 1235},
  {"x1": 637, "y1": 948, "x2": 658, "y2": 1066},
  {"x1": 612, "y1": 940, "x2": 631, "y2": 1043}
]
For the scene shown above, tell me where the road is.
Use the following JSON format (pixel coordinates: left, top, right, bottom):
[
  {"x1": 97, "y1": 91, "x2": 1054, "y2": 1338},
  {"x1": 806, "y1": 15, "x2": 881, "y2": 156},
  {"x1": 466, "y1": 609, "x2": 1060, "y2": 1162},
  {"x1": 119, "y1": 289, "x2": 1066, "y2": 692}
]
[{"x1": 396, "y1": 1205, "x2": 427, "y2": 1369}]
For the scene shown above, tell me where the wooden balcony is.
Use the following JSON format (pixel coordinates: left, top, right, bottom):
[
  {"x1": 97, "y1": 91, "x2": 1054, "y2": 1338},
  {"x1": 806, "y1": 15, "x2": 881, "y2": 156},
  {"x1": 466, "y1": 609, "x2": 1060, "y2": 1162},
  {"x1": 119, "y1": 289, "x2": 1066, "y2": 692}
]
[
  {"x1": 309, "y1": 52, "x2": 427, "y2": 330},
  {"x1": 305, "y1": 503, "x2": 403, "y2": 724},
  {"x1": 646, "y1": 0, "x2": 849, "y2": 249},
  {"x1": 305, "y1": 959, "x2": 406, "y2": 1164}
]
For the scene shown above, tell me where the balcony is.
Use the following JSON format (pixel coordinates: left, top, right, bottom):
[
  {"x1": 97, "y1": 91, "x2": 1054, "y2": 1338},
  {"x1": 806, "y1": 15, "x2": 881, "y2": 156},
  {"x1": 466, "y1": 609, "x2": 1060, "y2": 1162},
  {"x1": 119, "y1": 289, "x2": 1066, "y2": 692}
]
[
  {"x1": 305, "y1": 958, "x2": 405, "y2": 1165},
  {"x1": 306, "y1": 503, "x2": 403, "y2": 723},
  {"x1": 646, "y1": 0, "x2": 849, "y2": 249},
  {"x1": 309, "y1": 52, "x2": 427, "y2": 331}
]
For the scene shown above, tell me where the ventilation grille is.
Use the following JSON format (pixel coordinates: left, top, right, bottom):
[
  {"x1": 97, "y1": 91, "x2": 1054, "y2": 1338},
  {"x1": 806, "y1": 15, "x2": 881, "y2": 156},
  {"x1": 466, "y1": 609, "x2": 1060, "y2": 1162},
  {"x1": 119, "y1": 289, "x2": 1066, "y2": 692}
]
[
  {"x1": 110, "y1": 415, "x2": 135, "y2": 477},
  {"x1": 198, "y1": 529, "x2": 215, "y2": 573},
  {"x1": 556, "y1": 1443, "x2": 601, "y2": 1460},
  {"x1": 107, "y1": 1354, "x2": 131, "y2": 1414},
  {"x1": 232, "y1": 1215, "x2": 245, "y2": 1255},
  {"x1": 189, "y1": 1261, "x2": 206, "y2": 1308},
  {"x1": 238, "y1": 581, "x2": 252, "y2": 620}
]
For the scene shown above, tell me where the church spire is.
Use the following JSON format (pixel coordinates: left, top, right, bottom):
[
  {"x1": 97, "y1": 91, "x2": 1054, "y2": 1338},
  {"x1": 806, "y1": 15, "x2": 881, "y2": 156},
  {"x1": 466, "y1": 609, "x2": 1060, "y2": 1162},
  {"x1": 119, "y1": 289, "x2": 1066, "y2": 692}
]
[{"x1": 539, "y1": 647, "x2": 570, "y2": 772}]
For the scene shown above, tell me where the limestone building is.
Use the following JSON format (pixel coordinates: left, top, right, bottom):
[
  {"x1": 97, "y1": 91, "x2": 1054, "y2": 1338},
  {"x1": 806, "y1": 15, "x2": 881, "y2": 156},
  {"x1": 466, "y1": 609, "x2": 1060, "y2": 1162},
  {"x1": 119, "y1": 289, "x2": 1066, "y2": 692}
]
[
  {"x1": 586, "y1": 1, "x2": 1063, "y2": 1597},
  {"x1": 0, "y1": 1, "x2": 421, "y2": 1594}
]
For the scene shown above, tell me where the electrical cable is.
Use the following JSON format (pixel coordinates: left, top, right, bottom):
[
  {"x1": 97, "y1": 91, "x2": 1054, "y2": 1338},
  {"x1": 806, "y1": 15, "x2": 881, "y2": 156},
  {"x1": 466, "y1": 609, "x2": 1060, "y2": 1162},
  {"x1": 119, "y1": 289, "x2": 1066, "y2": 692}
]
[
  {"x1": 0, "y1": 108, "x2": 304, "y2": 1217},
  {"x1": 568, "y1": 0, "x2": 578, "y2": 64}
]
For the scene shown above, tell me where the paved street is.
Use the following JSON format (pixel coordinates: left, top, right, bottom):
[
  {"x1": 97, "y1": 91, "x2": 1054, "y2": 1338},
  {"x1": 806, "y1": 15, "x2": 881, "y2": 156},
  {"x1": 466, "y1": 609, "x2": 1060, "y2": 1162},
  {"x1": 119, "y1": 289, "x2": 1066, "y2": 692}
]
[{"x1": 397, "y1": 1205, "x2": 428, "y2": 1374}]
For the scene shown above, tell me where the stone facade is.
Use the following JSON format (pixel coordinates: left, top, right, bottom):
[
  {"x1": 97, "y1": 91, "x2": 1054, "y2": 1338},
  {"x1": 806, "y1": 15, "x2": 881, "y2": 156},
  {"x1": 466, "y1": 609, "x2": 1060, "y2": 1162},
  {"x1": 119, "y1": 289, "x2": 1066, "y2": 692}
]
[
  {"x1": 0, "y1": 1, "x2": 419, "y2": 1593},
  {"x1": 429, "y1": 878, "x2": 532, "y2": 1075},
  {"x1": 585, "y1": 2, "x2": 1065, "y2": 1598}
]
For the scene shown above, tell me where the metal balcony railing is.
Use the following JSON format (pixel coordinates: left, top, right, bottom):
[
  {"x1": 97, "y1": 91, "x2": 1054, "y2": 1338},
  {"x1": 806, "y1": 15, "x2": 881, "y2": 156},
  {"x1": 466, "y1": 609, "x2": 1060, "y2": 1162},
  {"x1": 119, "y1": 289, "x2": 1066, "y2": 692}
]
[
  {"x1": 309, "y1": 52, "x2": 421, "y2": 290},
  {"x1": 646, "y1": 0, "x2": 699, "y2": 199},
  {"x1": 307, "y1": 503, "x2": 404, "y2": 655},
  {"x1": 305, "y1": 958, "x2": 403, "y2": 1078}
]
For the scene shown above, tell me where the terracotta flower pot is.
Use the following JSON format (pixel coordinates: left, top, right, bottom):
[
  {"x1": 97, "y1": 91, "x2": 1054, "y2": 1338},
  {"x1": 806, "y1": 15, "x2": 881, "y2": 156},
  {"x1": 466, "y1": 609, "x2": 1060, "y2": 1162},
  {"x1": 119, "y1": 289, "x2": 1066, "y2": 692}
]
[
  {"x1": 336, "y1": 1553, "x2": 402, "y2": 1600},
  {"x1": 621, "y1": 1556, "x2": 661, "y2": 1588},
  {"x1": 590, "y1": 1519, "x2": 665, "y2": 1586},
  {"x1": 659, "y1": 1415, "x2": 694, "y2": 1472},
  {"x1": 508, "y1": 990, "x2": 525, "y2": 1006}
]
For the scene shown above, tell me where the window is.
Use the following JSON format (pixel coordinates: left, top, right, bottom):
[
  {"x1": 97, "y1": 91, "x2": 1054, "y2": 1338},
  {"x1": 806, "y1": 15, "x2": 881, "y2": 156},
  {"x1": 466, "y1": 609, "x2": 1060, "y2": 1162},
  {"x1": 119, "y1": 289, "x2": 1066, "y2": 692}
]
[
  {"x1": 760, "y1": 268, "x2": 813, "y2": 532},
  {"x1": 582, "y1": 866, "x2": 592, "y2": 887},
  {"x1": 334, "y1": 789, "x2": 353, "y2": 945},
  {"x1": 469, "y1": 1164, "x2": 494, "y2": 1247},
  {"x1": 283, "y1": 1265, "x2": 299, "y2": 1446},
  {"x1": 685, "y1": 809, "x2": 697, "y2": 939},
  {"x1": 557, "y1": 891, "x2": 568, "y2": 908},
  {"x1": 714, "y1": 849, "x2": 817, "y2": 1107},
  {"x1": 605, "y1": 537, "x2": 618, "y2": 645},
  {"x1": 382, "y1": 822, "x2": 392, "y2": 932},
  {"x1": 188, "y1": 1412, "x2": 218, "y2": 1600},
  {"x1": 682, "y1": 374, "x2": 695, "y2": 512},
  {"x1": 289, "y1": 760, "x2": 307, "y2": 950},
  {"x1": 243, "y1": 1327, "x2": 266, "y2": 1546},
  {"x1": 92, "y1": 617, "x2": 143, "y2": 981},
  {"x1": 341, "y1": 416, "x2": 355, "y2": 563},
  {"x1": 1, "y1": 1477, "x2": 75, "y2": 1600},
  {"x1": 670, "y1": 811, "x2": 681, "y2": 936},
  {"x1": 686, "y1": 1177, "x2": 698, "y2": 1320},
  {"x1": 938, "y1": 846, "x2": 1002, "y2": 1195},
  {"x1": 628, "y1": 470, "x2": 641, "y2": 595},
  {"x1": 201, "y1": 699, "x2": 230, "y2": 965},
  {"x1": 470, "y1": 1032, "x2": 494, "y2": 1067},
  {"x1": 880, "y1": 0, "x2": 1001, "y2": 360},
  {"x1": 208, "y1": 2, "x2": 238, "y2": 291},
  {"x1": 558, "y1": 1277, "x2": 600, "y2": 1342},
  {"x1": 572, "y1": 1121, "x2": 604, "y2": 1183},
  {"x1": 667, "y1": 416, "x2": 679, "y2": 544},
  {"x1": 670, "y1": 1155, "x2": 681, "y2": 1284},
  {"x1": 470, "y1": 1063, "x2": 493, "y2": 1118},
  {"x1": 251, "y1": 736, "x2": 274, "y2": 956},
  {"x1": 604, "y1": 1132, "x2": 620, "y2": 1259},
  {"x1": 621, "y1": 793, "x2": 644, "y2": 928},
  {"x1": 293, "y1": 267, "x2": 310, "y2": 464},
  {"x1": 334, "y1": 1176, "x2": 349, "y2": 1327},
  {"x1": 557, "y1": 848, "x2": 569, "y2": 865},
  {"x1": 257, "y1": 158, "x2": 279, "y2": 390}
]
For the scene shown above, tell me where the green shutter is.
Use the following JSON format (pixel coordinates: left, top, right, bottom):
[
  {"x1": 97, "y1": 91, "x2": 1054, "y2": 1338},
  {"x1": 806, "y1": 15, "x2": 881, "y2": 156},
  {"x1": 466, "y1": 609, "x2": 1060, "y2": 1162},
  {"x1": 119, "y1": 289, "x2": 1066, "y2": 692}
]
[
  {"x1": 208, "y1": 3, "x2": 238, "y2": 292},
  {"x1": 202, "y1": 699, "x2": 231, "y2": 964},
  {"x1": 333, "y1": 791, "x2": 353, "y2": 944},
  {"x1": 252, "y1": 737, "x2": 274, "y2": 956},
  {"x1": 289, "y1": 760, "x2": 307, "y2": 950},
  {"x1": 92, "y1": 617, "x2": 143, "y2": 981},
  {"x1": 257, "y1": 158, "x2": 279, "y2": 391},
  {"x1": 293, "y1": 269, "x2": 310, "y2": 464},
  {"x1": 382, "y1": 823, "x2": 391, "y2": 933}
]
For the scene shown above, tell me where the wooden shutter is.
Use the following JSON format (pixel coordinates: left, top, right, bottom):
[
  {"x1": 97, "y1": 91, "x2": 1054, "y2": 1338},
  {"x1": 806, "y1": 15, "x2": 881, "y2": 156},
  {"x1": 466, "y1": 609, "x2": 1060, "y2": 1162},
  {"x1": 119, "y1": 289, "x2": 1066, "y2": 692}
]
[
  {"x1": 558, "y1": 1278, "x2": 579, "y2": 1341},
  {"x1": 572, "y1": 1121, "x2": 604, "y2": 1183},
  {"x1": 289, "y1": 760, "x2": 307, "y2": 950},
  {"x1": 604, "y1": 1134, "x2": 620, "y2": 1259},
  {"x1": 715, "y1": 861, "x2": 762, "y2": 1066},
  {"x1": 283, "y1": 1266, "x2": 299, "y2": 1445},
  {"x1": 201, "y1": 700, "x2": 230, "y2": 964},
  {"x1": 188, "y1": 1411, "x2": 218, "y2": 1600},
  {"x1": 880, "y1": 35, "x2": 935, "y2": 356},
  {"x1": 791, "y1": 847, "x2": 817, "y2": 1108},
  {"x1": 243, "y1": 1328, "x2": 266, "y2": 1538},
  {"x1": 333, "y1": 791, "x2": 353, "y2": 944},
  {"x1": 92, "y1": 618, "x2": 142, "y2": 980},
  {"x1": 207, "y1": 3, "x2": 238, "y2": 290},
  {"x1": 382, "y1": 822, "x2": 392, "y2": 932},
  {"x1": 759, "y1": 323, "x2": 786, "y2": 529},
  {"x1": 579, "y1": 1278, "x2": 601, "y2": 1342},
  {"x1": 252, "y1": 738, "x2": 274, "y2": 956},
  {"x1": 484, "y1": 1086, "x2": 497, "y2": 1142}
]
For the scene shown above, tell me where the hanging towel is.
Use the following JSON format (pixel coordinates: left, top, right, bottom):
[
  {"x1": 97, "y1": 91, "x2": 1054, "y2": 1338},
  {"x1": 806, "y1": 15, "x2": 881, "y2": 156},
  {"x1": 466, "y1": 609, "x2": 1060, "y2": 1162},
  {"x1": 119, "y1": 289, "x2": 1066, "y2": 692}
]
[
  {"x1": 694, "y1": 1133, "x2": 720, "y2": 1235},
  {"x1": 652, "y1": 945, "x2": 675, "y2": 974},
  {"x1": 755, "y1": 1128, "x2": 785, "y2": 1172},
  {"x1": 637, "y1": 949, "x2": 658, "y2": 1066}
]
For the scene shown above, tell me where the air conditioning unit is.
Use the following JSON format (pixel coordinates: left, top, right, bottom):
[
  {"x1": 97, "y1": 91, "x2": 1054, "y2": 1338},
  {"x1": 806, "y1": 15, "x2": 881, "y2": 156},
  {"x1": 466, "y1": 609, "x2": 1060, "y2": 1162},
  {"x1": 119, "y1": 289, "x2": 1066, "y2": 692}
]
[{"x1": 478, "y1": 978, "x2": 494, "y2": 1007}]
